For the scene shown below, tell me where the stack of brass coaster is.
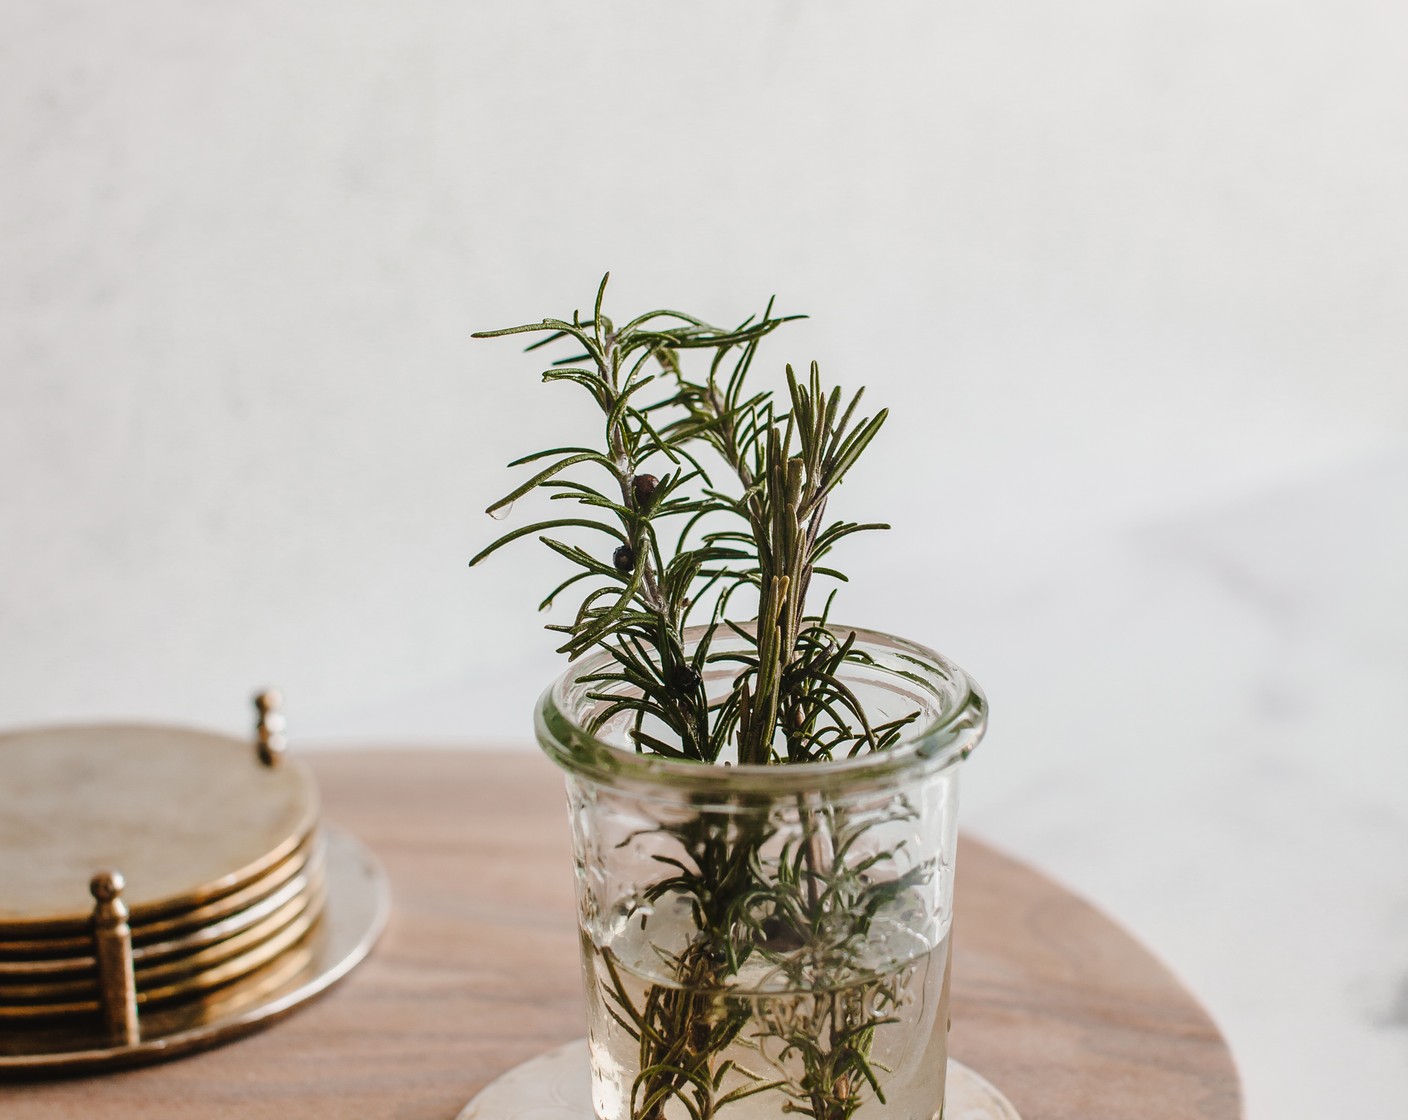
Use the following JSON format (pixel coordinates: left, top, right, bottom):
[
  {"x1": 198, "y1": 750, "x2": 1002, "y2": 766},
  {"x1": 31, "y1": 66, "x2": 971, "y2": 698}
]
[{"x1": 0, "y1": 695, "x2": 389, "y2": 1074}]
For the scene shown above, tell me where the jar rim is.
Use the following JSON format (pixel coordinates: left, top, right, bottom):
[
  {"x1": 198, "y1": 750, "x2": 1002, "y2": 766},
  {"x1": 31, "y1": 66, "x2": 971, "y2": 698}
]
[{"x1": 535, "y1": 624, "x2": 987, "y2": 798}]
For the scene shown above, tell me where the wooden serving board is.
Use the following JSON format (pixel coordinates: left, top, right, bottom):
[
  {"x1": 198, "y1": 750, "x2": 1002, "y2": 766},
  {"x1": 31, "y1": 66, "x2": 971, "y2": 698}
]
[{"x1": 3, "y1": 749, "x2": 1241, "y2": 1119}]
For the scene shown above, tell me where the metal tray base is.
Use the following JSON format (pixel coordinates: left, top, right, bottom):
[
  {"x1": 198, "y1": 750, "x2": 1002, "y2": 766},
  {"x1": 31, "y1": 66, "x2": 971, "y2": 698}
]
[
  {"x1": 0, "y1": 824, "x2": 389, "y2": 1076},
  {"x1": 456, "y1": 1037, "x2": 1022, "y2": 1120}
]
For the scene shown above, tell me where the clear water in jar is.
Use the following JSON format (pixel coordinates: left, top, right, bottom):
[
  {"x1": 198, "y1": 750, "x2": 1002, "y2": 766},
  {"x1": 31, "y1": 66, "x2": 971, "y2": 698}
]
[{"x1": 580, "y1": 898, "x2": 951, "y2": 1120}]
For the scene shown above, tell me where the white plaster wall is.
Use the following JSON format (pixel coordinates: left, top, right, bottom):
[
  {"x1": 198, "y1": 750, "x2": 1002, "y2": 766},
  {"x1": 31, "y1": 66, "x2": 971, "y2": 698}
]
[{"x1": 3, "y1": 4, "x2": 1406, "y2": 1117}]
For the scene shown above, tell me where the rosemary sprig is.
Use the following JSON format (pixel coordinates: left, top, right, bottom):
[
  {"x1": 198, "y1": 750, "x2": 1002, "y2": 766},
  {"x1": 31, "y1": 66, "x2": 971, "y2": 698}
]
[{"x1": 472, "y1": 275, "x2": 901, "y2": 766}]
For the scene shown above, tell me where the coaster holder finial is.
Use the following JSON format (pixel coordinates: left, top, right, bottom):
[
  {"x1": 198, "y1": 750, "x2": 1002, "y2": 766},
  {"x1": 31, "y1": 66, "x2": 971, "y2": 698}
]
[
  {"x1": 89, "y1": 871, "x2": 139, "y2": 1046},
  {"x1": 255, "y1": 690, "x2": 287, "y2": 767}
]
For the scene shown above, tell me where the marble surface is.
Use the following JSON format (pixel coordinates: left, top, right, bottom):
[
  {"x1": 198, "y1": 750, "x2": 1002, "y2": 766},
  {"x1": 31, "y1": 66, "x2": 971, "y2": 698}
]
[{"x1": 944, "y1": 450, "x2": 1408, "y2": 1120}]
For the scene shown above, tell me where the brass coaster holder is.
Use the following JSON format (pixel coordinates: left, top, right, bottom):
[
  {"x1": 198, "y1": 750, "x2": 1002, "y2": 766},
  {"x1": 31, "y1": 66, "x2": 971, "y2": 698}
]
[{"x1": 0, "y1": 695, "x2": 390, "y2": 1075}]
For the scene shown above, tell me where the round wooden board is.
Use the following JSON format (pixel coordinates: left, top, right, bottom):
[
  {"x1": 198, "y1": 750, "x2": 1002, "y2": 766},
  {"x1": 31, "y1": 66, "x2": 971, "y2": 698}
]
[{"x1": 3, "y1": 749, "x2": 1241, "y2": 1120}]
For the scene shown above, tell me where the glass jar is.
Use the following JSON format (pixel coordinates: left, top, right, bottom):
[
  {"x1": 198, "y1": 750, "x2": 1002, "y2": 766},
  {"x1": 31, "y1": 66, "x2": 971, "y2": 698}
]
[{"x1": 537, "y1": 625, "x2": 987, "y2": 1120}]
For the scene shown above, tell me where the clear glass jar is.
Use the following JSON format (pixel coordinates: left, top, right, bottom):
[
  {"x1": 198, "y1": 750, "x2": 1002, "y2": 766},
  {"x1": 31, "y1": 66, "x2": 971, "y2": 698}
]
[{"x1": 537, "y1": 626, "x2": 987, "y2": 1120}]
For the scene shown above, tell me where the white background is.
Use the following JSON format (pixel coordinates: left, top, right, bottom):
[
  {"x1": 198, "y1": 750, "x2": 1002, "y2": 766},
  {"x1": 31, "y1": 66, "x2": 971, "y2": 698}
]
[{"x1": 2, "y1": 4, "x2": 1405, "y2": 1116}]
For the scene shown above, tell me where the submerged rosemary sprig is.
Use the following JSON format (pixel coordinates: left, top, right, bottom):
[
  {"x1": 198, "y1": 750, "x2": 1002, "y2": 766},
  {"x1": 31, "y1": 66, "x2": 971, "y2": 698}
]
[{"x1": 471, "y1": 274, "x2": 912, "y2": 766}]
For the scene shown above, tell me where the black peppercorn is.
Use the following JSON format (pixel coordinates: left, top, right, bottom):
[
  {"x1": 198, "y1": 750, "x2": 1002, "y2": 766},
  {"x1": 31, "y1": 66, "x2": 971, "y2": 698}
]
[
  {"x1": 670, "y1": 664, "x2": 701, "y2": 692},
  {"x1": 632, "y1": 473, "x2": 660, "y2": 508},
  {"x1": 612, "y1": 544, "x2": 635, "y2": 571}
]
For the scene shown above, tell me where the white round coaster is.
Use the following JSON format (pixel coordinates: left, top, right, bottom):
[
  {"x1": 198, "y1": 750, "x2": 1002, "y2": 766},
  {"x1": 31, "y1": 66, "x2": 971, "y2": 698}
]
[{"x1": 457, "y1": 1037, "x2": 1021, "y2": 1120}]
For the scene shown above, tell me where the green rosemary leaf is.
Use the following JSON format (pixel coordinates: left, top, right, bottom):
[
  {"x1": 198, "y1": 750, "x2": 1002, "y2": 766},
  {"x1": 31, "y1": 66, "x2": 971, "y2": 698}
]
[
  {"x1": 816, "y1": 410, "x2": 888, "y2": 502},
  {"x1": 618, "y1": 308, "x2": 709, "y2": 334},
  {"x1": 469, "y1": 518, "x2": 626, "y2": 567},
  {"x1": 560, "y1": 567, "x2": 646, "y2": 658},
  {"x1": 604, "y1": 371, "x2": 658, "y2": 435},
  {"x1": 538, "y1": 569, "x2": 594, "y2": 612},
  {"x1": 521, "y1": 329, "x2": 568, "y2": 352},
  {"x1": 626, "y1": 405, "x2": 684, "y2": 466},
  {"x1": 547, "y1": 490, "x2": 637, "y2": 520},
  {"x1": 812, "y1": 521, "x2": 891, "y2": 553},
  {"x1": 592, "y1": 272, "x2": 610, "y2": 347},
  {"x1": 485, "y1": 452, "x2": 620, "y2": 517},
  {"x1": 505, "y1": 445, "x2": 600, "y2": 468},
  {"x1": 549, "y1": 351, "x2": 595, "y2": 367},
  {"x1": 538, "y1": 367, "x2": 599, "y2": 381},
  {"x1": 715, "y1": 1079, "x2": 791, "y2": 1107},
  {"x1": 471, "y1": 319, "x2": 596, "y2": 352},
  {"x1": 630, "y1": 732, "x2": 695, "y2": 755},
  {"x1": 540, "y1": 369, "x2": 610, "y2": 409}
]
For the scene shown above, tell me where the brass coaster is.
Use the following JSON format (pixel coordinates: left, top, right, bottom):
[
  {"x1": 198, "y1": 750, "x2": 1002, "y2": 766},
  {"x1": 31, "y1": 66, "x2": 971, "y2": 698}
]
[
  {"x1": 0, "y1": 870, "x2": 327, "y2": 1013},
  {"x1": 0, "y1": 823, "x2": 388, "y2": 1074},
  {"x1": 0, "y1": 835, "x2": 321, "y2": 963},
  {"x1": 455, "y1": 1037, "x2": 1022, "y2": 1120},
  {"x1": 0, "y1": 723, "x2": 319, "y2": 935}
]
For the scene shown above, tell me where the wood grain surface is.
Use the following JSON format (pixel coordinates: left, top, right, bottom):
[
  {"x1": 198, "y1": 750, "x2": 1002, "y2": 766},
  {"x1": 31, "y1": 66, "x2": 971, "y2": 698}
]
[{"x1": 3, "y1": 749, "x2": 1241, "y2": 1119}]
